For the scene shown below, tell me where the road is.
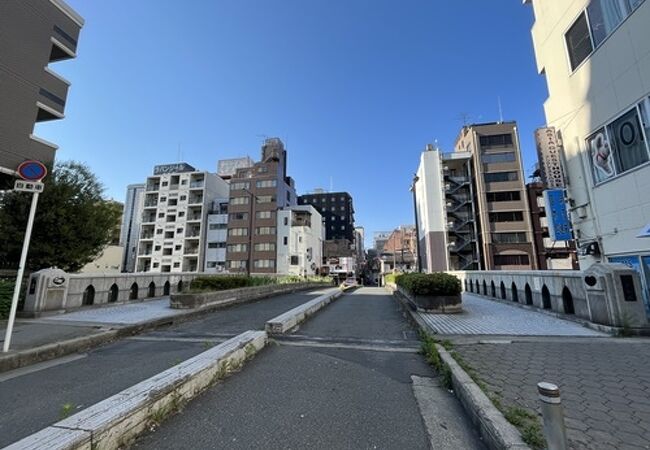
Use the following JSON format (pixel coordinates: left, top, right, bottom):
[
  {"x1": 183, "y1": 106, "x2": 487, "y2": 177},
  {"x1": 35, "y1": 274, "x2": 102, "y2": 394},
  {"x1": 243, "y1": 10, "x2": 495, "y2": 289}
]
[
  {"x1": 134, "y1": 287, "x2": 484, "y2": 450},
  {"x1": 0, "y1": 289, "x2": 329, "y2": 447}
]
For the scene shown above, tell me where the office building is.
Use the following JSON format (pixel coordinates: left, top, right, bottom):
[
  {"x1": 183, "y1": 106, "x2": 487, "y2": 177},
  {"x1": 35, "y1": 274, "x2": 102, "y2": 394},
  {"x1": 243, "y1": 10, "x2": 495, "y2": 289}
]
[
  {"x1": 204, "y1": 198, "x2": 229, "y2": 273},
  {"x1": 276, "y1": 205, "x2": 324, "y2": 276},
  {"x1": 414, "y1": 122, "x2": 536, "y2": 272},
  {"x1": 225, "y1": 138, "x2": 297, "y2": 274},
  {"x1": 0, "y1": 0, "x2": 84, "y2": 187},
  {"x1": 137, "y1": 163, "x2": 229, "y2": 273},
  {"x1": 120, "y1": 184, "x2": 145, "y2": 272},
  {"x1": 526, "y1": 0, "x2": 650, "y2": 291},
  {"x1": 298, "y1": 190, "x2": 355, "y2": 242}
]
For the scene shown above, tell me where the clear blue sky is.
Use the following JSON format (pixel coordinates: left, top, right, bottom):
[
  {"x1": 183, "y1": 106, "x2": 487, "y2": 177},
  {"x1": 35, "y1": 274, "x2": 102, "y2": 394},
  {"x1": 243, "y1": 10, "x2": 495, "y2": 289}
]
[{"x1": 38, "y1": 0, "x2": 547, "y2": 247}]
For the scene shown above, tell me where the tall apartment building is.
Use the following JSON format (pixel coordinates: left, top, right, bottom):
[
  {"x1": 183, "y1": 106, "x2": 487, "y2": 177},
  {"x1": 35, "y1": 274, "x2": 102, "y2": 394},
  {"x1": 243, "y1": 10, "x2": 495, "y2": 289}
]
[
  {"x1": 120, "y1": 184, "x2": 145, "y2": 272},
  {"x1": 526, "y1": 0, "x2": 650, "y2": 294},
  {"x1": 225, "y1": 138, "x2": 297, "y2": 274},
  {"x1": 276, "y1": 205, "x2": 324, "y2": 276},
  {"x1": 414, "y1": 122, "x2": 536, "y2": 272},
  {"x1": 137, "y1": 163, "x2": 229, "y2": 273},
  {"x1": 0, "y1": 0, "x2": 84, "y2": 187}
]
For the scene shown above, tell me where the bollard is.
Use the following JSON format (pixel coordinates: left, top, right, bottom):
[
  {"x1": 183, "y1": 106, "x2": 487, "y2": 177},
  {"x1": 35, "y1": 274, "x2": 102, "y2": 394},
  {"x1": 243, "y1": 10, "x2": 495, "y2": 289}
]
[{"x1": 537, "y1": 382, "x2": 568, "y2": 450}]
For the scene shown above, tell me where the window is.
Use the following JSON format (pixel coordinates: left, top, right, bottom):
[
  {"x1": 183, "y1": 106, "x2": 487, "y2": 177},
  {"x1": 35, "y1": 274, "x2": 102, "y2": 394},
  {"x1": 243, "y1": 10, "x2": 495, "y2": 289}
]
[
  {"x1": 479, "y1": 134, "x2": 513, "y2": 148},
  {"x1": 256, "y1": 179, "x2": 277, "y2": 188},
  {"x1": 484, "y1": 172, "x2": 519, "y2": 183},
  {"x1": 256, "y1": 211, "x2": 273, "y2": 219},
  {"x1": 284, "y1": 217, "x2": 288, "y2": 226},
  {"x1": 227, "y1": 244, "x2": 248, "y2": 252},
  {"x1": 160, "y1": 196, "x2": 167, "y2": 202},
  {"x1": 489, "y1": 211, "x2": 524, "y2": 222},
  {"x1": 492, "y1": 232, "x2": 528, "y2": 244},
  {"x1": 290, "y1": 255, "x2": 299, "y2": 265},
  {"x1": 158, "y1": 212, "x2": 165, "y2": 218},
  {"x1": 283, "y1": 236, "x2": 288, "y2": 245},
  {"x1": 228, "y1": 228, "x2": 248, "y2": 236},
  {"x1": 163, "y1": 248, "x2": 172, "y2": 256},
  {"x1": 341, "y1": 225, "x2": 345, "y2": 230},
  {"x1": 206, "y1": 261, "x2": 217, "y2": 268},
  {"x1": 181, "y1": 179, "x2": 187, "y2": 185},
  {"x1": 175, "y1": 245, "x2": 182, "y2": 251},
  {"x1": 257, "y1": 166, "x2": 268, "y2": 173},
  {"x1": 494, "y1": 254, "x2": 530, "y2": 266},
  {"x1": 178, "y1": 211, "x2": 185, "y2": 217},
  {"x1": 482, "y1": 152, "x2": 516, "y2": 164},
  {"x1": 162, "y1": 181, "x2": 168, "y2": 187},
  {"x1": 255, "y1": 243, "x2": 275, "y2": 251},
  {"x1": 230, "y1": 196, "x2": 249, "y2": 205},
  {"x1": 255, "y1": 227, "x2": 276, "y2": 235},
  {"x1": 253, "y1": 259, "x2": 275, "y2": 269},
  {"x1": 209, "y1": 223, "x2": 227, "y2": 230},
  {"x1": 168, "y1": 199, "x2": 178, "y2": 206},
  {"x1": 228, "y1": 260, "x2": 247, "y2": 269},
  {"x1": 486, "y1": 191, "x2": 521, "y2": 202},
  {"x1": 154, "y1": 245, "x2": 161, "y2": 251},
  {"x1": 173, "y1": 262, "x2": 181, "y2": 268},
  {"x1": 229, "y1": 212, "x2": 248, "y2": 221},
  {"x1": 208, "y1": 242, "x2": 226, "y2": 249},
  {"x1": 231, "y1": 182, "x2": 250, "y2": 190},
  {"x1": 156, "y1": 229, "x2": 163, "y2": 235},
  {"x1": 166, "y1": 215, "x2": 176, "y2": 222},
  {"x1": 256, "y1": 195, "x2": 274, "y2": 203},
  {"x1": 588, "y1": 98, "x2": 650, "y2": 184},
  {"x1": 164, "y1": 231, "x2": 174, "y2": 238},
  {"x1": 566, "y1": 12, "x2": 593, "y2": 71},
  {"x1": 180, "y1": 195, "x2": 187, "y2": 201}
]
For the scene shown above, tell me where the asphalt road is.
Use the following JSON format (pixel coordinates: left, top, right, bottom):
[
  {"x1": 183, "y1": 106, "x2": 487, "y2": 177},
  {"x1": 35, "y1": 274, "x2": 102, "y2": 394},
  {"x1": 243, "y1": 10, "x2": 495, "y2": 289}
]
[
  {"x1": 0, "y1": 289, "x2": 326, "y2": 447},
  {"x1": 134, "y1": 288, "x2": 485, "y2": 450}
]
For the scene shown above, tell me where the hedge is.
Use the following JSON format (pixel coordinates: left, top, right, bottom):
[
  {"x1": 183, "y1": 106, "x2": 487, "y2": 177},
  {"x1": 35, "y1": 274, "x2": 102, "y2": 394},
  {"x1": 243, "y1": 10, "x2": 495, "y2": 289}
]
[
  {"x1": 189, "y1": 275, "x2": 328, "y2": 293},
  {"x1": 0, "y1": 280, "x2": 14, "y2": 319},
  {"x1": 396, "y1": 273, "x2": 461, "y2": 296}
]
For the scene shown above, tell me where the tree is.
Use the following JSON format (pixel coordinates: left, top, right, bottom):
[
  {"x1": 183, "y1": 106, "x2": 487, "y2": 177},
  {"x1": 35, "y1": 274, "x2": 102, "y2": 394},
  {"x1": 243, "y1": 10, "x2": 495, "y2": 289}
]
[{"x1": 0, "y1": 161, "x2": 122, "y2": 272}]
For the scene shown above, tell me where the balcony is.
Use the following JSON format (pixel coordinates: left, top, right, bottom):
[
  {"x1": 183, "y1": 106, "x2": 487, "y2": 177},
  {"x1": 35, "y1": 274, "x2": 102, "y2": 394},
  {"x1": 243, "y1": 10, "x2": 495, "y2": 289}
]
[
  {"x1": 188, "y1": 195, "x2": 203, "y2": 205},
  {"x1": 142, "y1": 214, "x2": 157, "y2": 223}
]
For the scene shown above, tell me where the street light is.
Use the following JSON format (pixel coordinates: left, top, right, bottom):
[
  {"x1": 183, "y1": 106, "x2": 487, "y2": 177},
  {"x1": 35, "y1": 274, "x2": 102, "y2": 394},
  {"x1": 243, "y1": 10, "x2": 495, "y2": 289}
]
[{"x1": 410, "y1": 174, "x2": 422, "y2": 273}]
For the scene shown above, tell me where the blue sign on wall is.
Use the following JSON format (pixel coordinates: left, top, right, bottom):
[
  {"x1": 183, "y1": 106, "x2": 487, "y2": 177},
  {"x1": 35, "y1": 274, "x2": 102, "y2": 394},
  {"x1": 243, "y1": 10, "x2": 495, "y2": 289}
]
[{"x1": 543, "y1": 189, "x2": 572, "y2": 241}]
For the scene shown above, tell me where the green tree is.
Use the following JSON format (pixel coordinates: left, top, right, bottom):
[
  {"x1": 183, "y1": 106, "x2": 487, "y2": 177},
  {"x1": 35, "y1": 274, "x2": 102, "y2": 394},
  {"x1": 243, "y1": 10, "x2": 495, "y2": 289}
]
[{"x1": 0, "y1": 161, "x2": 122, "y2": 272}]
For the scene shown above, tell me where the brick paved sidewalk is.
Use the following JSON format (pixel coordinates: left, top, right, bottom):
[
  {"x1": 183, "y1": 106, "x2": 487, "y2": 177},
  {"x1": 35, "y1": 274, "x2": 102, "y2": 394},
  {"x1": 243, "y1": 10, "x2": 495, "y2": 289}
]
[{"x1": 454, "y1": 339, "x2": 650, "y2": 450}]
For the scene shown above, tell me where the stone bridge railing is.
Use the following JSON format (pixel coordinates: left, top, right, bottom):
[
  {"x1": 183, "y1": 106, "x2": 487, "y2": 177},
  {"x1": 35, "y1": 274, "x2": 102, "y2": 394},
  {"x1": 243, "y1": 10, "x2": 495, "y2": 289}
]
[{"x1": 447, "y1": 263, "x2": 648, "y2": 330}]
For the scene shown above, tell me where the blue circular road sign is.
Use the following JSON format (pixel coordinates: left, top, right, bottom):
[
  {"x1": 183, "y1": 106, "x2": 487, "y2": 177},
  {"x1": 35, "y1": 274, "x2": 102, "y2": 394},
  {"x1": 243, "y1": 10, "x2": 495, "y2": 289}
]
[{"x1": 17, "y1": 160, "x2": 48, "y2": 181}]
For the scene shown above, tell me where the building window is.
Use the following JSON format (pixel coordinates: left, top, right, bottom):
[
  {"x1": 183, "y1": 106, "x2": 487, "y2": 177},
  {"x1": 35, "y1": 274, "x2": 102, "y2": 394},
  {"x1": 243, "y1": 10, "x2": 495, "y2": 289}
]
[
  {"x1": 166, "y1": 215, "x2": 176, "y2": 222},
  {"x1": 158, "y1": 212, "x2": 165, "y2": 218},
  {"x1": 162, "y1": 181, "x2": 168, "y2": 187},
  {"x1": 283, "y1": 236, "x2": 288, "y2": 245},
  {"x1": 479, "y1": 134, "x2": 513, "y2": 148},
  {"x1": 180, "y1": 195, "x2": 187, "y2": 201},
  {"x1": 228, "y1": 260, "x2": 247, "y2": 269},
  {"x1": 290, "y1": 255, "x2": 299, "y2": 265},
  {"x1": 256, "y1": 211, "x2": 273, "y2": 219},
  {"x1": 164, "y1": 231, "x2": 174, "y2": 238},
  {"x1": 230, "y1": 196, "x2": 249, "y2": 205},
  {"x1": 178, "y1": 211, "x2": 185, "y2": 217},
  {"x1": 173, "y1": 262, "x2": 181, "y2": 268},
  {"x1": 231, "y1": 182, "x2": 250, "y2": 190},
  {"x1": 494, "y1": 254, "x2": 530, "y2": 266},
  {"x1": 153, "y1": 262, "x2": 159, "y2": 268},
  {"x1": 209, "y1": 223, "x2": 227, "y2": 230},
  {"x1": 181, "y1": 179, "x2": 187, "y2": 185},
  {"x1": 565, "y1": 12, "x2": 593, "y2": 71},
  {"x1": 484, "y1": 172, "x2": 519, "y2": 183},
  {"x1": 227, "y1": 244, "x2": 248, "y2": 252},
  {"x1": 482, "y1": 152, "x2": 516, "y2": 164},
  {"x1": 156, "y1": 229, "x2": 163, "y2": 235},
  {"x1": 229, "y1": 212, "x2": 248, "y2": 221},
  {"x1": 588, "y1": 98, "x2": 650, "y2": 184},
  {"x1": 256, "y1": 195, "x2": 274, "y2": 204},
  {"x1": 256, "y1": 179, "x2": 277, "y2": 188},
  {"x1": 228, "y1": 228, "x2": 248, "y2": 236},
  {"x1": 255, "y1": 227, "x2": 276, "y2": 235},
  {"x1": 154, "y1": 245, "x2": 161, "y2": 251},
  {"x1": 486, "y1": 191, "x2": 521, "y2": 202},
  {"x1": 253, "y1": 259, "x2": 275, "y2": 269},
  {"x1": 254, "y1": 243, "x2": 275, "y2": 251},
  {"x1": 168, "y1": 199, "x2": 178, "y2": 206},
  {"x1": 206, "y1": 261, "x2": 217, "y2": 268},
  {"x1": 208, "y1": 242, "x2": 226, "y2": 249},
  {"x1": 492, "y1": 232, "x2": 528, "y2": 244},
  {"x1": 284, "y1": 217, "x2": 288, "y2": 226},
  {"x1": 175, "y1": 245, "x2": 182, "y2": 251},
  {"x1": 489, "y1": 211, "x2": 524, "y2": 222}
]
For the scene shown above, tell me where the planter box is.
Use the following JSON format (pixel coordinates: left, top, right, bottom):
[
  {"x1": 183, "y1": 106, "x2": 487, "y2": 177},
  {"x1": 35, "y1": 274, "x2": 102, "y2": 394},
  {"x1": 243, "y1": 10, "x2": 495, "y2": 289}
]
[{"x1": 398, "y1": 286, "x2": 462, "y2": 314}]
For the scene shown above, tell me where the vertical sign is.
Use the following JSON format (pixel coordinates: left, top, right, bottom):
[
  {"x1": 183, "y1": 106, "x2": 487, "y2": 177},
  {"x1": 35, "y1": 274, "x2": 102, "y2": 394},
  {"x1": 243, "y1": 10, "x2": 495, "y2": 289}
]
[
  {"x1": 535, "y1": 127, "x2": 566, "y2": 188},
  {"x1": 543, "y1": 189, "x2": 572, "y2": 242}
]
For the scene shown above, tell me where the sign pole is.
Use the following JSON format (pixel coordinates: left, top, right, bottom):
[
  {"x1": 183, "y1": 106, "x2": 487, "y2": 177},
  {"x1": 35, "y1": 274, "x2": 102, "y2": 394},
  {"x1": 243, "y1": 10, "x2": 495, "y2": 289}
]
[{"x1": 3, "y1": 190, "x2": 40, "y2": 353}]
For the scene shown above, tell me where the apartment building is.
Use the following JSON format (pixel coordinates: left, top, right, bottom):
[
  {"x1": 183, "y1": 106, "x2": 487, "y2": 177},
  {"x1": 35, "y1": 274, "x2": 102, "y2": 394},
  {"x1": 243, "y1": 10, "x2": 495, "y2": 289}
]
[
  {"x1": 298, "y1": 190, "x2": 355, "y2": 242},
  {"x1": 137, "y1": 163, "x2": 229, "y2": 273},
  {"x1": 414, "y1": 122, "x2": 536, "y2": 272},
  {"x1": 120, "y1": 184, "x2": 145, "y2": 272},
  {"x1": 0, "y1": 0, "x2": 84, "y2": 187},
  {"x1": 225, "y1": 138, "x2": 297, "y2": 274},
  {"x1": 204, "y1": 199, "x2": 229, "y2": 273},
  {"x1": 276, "y1": 205, "x2": 324, "y2": 276},
  {"x1": 525, "y1": 0, "x2": 650, "y2": 297}
]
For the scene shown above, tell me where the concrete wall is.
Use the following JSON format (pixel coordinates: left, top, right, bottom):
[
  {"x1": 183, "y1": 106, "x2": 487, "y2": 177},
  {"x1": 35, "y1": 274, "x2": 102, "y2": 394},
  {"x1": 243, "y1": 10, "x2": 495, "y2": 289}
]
[{"x1": 450, "y1": 263, "x2": 648, "y2": 329}]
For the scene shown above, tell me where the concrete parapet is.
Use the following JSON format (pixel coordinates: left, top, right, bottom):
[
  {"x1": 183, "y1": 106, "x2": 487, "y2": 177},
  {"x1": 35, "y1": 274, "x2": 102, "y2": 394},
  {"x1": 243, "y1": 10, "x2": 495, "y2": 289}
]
[
  {"x1": 266, "y1": 289, "x2": 342, "y2": 334},
  {"x1": 5, "y1": 330, "x2": 267, "y2": 450}
]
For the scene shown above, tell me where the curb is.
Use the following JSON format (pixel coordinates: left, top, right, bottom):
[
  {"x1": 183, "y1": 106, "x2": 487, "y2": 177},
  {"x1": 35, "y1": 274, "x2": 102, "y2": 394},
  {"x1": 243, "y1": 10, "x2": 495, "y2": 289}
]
[
  {"x1": 0, "y1": 284, "x2": 324, "y2": 374},
  {"x1": 392, "y1": 291, "x2": 530, "y2": 450},
  {"x1": 5, "y1": 330, "x2": 267, "y2": 450},
  {"x1": 265, "y1": 289, "x2": 343, "y2": 334}
]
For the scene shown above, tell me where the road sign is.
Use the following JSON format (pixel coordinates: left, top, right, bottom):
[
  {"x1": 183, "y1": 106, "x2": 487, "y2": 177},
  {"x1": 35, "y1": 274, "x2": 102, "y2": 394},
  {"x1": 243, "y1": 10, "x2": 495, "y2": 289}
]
[
  {"x1": 14, "y1": 180, "x2": 44, "y2": 193},
  {"x1": 17, "y1": 160, "x2": 47, "y2": 181}
]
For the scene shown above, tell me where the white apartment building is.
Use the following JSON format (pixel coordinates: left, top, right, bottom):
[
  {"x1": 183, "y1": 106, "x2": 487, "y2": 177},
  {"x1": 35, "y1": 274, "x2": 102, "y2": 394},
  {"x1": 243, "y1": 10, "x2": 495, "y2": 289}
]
[
  {"x1": 204, "y1": 198, "x2": 229, "y2": 273},
  {"x1": 527, "y1": 0, "x2": 650, "y2": 307},
  {"x1": 136, "y1": 163, "x2": 229, "y2": 273},
  {"x1": 120, "y1": 183, "x2": 145, "y2": 272},
  {"x1": 276, "y1": 205, "x2": 324, "y2": 276}
]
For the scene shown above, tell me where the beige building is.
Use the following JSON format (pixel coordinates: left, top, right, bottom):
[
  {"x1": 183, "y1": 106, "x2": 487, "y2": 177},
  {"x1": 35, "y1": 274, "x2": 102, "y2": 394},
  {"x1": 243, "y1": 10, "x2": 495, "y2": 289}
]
[{"x1": 526, "y1": 0, "x2": 650, "y2": 304}]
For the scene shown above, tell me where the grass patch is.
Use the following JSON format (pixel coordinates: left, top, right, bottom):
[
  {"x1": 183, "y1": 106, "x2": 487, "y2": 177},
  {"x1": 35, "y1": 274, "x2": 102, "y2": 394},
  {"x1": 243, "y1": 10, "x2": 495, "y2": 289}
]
[
  {"x1": 60, "y1": 402, "x2": 75, "y2": 419},
  {"x1": 419, "y1": 333, "x2": 453, "y2": 389}
]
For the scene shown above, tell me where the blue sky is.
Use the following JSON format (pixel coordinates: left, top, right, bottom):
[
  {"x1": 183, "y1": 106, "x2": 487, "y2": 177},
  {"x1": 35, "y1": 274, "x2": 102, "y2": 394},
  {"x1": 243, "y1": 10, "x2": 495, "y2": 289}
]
[{"x1": 39, "y1": 0, "x2": 547, "y2": 247}]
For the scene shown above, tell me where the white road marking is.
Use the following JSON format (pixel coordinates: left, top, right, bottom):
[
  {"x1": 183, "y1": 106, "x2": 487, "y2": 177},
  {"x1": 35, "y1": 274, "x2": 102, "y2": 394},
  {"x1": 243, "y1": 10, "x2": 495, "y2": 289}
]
[{"x1": 0, "y1": 353, "x2": 87, "y2": 383}]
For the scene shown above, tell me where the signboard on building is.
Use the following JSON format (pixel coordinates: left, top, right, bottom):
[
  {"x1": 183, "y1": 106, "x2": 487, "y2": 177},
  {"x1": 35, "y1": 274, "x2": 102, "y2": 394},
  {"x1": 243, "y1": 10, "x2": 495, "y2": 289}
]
[
  {"x1": 535, "y1": 127, "x2": 565, "y2": 188},
  {"x1": 543, "y1": 189, "x2": 572, "y2": 241},
  {"x1": 153, "y1": 163, "x2": 196, "y2": 175}
]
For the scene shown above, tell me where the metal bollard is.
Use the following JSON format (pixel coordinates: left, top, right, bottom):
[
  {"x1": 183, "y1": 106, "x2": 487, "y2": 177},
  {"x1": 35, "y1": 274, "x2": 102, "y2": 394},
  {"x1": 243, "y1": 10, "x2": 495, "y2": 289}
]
[{"x1": 537, "y1": 382, "x2": 568, "y2": 450}]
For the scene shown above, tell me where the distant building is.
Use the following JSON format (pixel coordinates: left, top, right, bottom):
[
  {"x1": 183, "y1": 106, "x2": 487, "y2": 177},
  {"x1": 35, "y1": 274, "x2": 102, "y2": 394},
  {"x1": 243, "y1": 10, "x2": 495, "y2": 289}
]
[
  {"x1": 137, "y1": 163, "x2": 229, "y2": 273},
  {"x1": 204, "y1": 199, "x2": 229, "y2": 273},
  {"x1": 276, "y1": 205, "x2": 324, "y2": 276},
  {"x1": 382, "y1": 226, "x2": 417, "y2": 272},
  {"x1": 354, "y1": 226, "x2": 365, "y2": 262},
  {"x1": 120, "y1": 184, "x2": 145, "y2": 272},
  {"x1": 217, "y1": 157, "x2": 254, "y2": 181},
  {"x1": 0, "y1": 0, "x2": 84, "y2": 187},
  {"x1": 373, "y1": 231, "x2": 391, "y2": 254},
  {"x1": 298, "y1": 191, "x2": 355, "y2": 242}
]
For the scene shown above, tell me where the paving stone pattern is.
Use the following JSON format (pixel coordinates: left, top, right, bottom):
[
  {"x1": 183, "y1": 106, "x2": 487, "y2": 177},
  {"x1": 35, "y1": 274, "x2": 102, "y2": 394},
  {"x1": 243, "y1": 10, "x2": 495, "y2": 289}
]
[
  {"x1": 418, "y1": 294, "x2": 603, "y2": 336},
  {"x1": 455, "y1": 340, "x2": 650, "y2": 450},
  {"x1": 41, "y1": 298, "x2": 184, "y2": 325}
]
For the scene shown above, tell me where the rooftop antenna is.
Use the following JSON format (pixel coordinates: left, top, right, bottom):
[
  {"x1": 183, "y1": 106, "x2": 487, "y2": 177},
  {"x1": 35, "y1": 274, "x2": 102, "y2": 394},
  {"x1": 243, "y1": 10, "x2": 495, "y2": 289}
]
[
  {"x1": 498, "y1": 96, "x2": 504, "y2": 124},
  {"x1": 457, "y1": 112, "x2": 471, "y2": 127}
]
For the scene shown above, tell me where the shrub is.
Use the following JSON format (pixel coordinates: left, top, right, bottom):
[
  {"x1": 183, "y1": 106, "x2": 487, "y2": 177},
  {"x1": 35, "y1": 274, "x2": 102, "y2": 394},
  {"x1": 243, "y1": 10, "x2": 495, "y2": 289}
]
[
  {"x1": 189, "y1": 275, "x2": 329, "y2": 292},
  {"x1": 0, "y1": 280, "x2": 14, "y2": 319},
  {"x1": 397, "y1": 273, "x2": 461, "y2": 296},
  {"x1": 384, "y1": 273, "x2": 401, "y2": 284}
]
